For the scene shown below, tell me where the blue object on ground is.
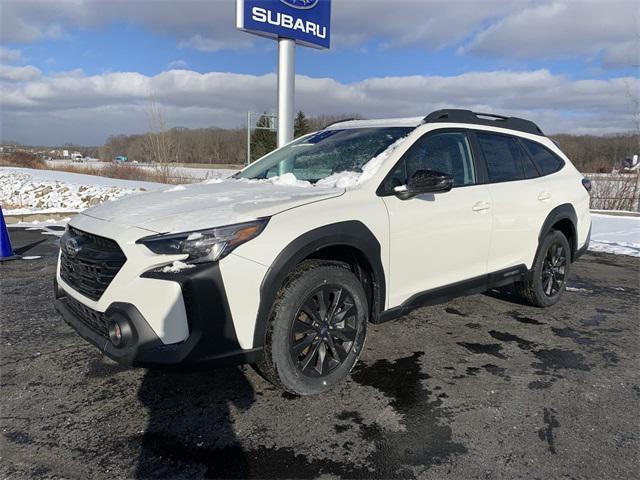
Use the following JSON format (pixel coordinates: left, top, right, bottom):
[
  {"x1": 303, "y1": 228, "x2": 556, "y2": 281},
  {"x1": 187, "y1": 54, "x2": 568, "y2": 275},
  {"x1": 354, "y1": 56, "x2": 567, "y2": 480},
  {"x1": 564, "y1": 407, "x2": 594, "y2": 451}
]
[{"x1": 0, "y1": 206, "x2": 19, "y2": 261}]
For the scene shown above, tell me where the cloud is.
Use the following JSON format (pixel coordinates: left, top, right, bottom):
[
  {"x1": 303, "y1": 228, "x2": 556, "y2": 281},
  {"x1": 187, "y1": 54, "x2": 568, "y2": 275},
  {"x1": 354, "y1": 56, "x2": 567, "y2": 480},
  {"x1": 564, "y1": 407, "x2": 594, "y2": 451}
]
[
  {"x1": 462, "y1": 0, "x2": 639, "y2": 65},
  {"x1": 1, "y1": 66, "x2": 636, "y2": 145},
  {"x1": 332, "y1": 0, "x2": 522, "y2": 49},
  {"x1": 0, "y1": 64, "x2": 42, "y2": 82},
  {"x1": 0, "y1": 0, "x2": 249, "y2": 49},
  {"x1": 1, "y1": 0, "x2": 636, "y2": 71},
  {"x1": 167, "y1": 59, "x2": 188, "y2": 69},
  {"x1": 603, "y1": 40, "x2": 640, "y2": 69},
  {"x1": 0, "y1": 46, "x2": 22, "y2": 62}
]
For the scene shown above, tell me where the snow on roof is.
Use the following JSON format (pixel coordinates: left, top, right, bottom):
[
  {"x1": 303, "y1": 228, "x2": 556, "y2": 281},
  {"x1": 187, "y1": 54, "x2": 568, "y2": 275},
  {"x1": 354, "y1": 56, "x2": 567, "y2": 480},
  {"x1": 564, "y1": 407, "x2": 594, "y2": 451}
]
[{"x1": 325, "y1": 117, "x2": 424, "y2": 130}]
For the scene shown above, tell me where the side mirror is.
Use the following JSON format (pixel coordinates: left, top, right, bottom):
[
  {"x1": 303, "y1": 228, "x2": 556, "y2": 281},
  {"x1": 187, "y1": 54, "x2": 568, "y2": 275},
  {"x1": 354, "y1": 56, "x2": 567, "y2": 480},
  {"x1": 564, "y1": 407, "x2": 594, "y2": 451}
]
[{"x1": 395, "y1": 169, "x2": 453, "y2": 200}]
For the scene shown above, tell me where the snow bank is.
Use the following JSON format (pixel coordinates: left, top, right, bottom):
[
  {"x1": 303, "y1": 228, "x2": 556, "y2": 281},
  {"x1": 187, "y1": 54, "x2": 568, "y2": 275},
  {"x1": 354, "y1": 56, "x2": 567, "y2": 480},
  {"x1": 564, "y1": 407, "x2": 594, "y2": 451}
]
[
  {"x1": 0, "y1": 167, "x2": 163, "y2": 214},
  {"x1": 589, "y1": 213, "x2": 640, "y2": 257}
]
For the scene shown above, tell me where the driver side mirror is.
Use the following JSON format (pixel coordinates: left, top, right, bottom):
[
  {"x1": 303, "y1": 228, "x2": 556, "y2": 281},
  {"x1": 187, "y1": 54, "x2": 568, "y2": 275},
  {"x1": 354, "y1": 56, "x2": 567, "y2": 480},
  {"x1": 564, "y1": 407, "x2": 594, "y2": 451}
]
[{"x1": 394, "y1": 169, "x2": 453, "y2": 200}]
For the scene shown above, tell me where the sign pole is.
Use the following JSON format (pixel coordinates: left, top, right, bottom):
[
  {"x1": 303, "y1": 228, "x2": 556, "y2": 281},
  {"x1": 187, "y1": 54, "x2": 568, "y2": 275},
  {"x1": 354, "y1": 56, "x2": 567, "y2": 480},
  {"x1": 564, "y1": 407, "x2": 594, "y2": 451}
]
[
  {"x1": 246, "y1": 111, "x2": 251, "y2": 165},
  {"x1": 277, "y1": 37, "x2": 295, "y2": 148}
]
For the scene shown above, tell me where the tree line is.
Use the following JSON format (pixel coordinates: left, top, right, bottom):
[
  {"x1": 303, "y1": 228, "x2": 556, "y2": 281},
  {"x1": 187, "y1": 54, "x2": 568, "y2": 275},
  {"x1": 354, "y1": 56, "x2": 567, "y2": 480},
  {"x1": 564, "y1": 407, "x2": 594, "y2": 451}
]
[{"x1": 83, "y1": 112, "x2": 637, "y2": 173}]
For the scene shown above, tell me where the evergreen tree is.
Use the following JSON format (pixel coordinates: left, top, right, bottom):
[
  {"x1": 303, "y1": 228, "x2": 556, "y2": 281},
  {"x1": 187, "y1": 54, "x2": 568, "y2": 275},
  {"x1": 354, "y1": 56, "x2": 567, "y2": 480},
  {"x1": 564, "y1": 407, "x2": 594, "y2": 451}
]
[
  {"x1": 294, "y1": 111, "x2": 310, "y2": 138},
  {"x1": 250, "y1": 113, "x2": 277, "y2": 162}
]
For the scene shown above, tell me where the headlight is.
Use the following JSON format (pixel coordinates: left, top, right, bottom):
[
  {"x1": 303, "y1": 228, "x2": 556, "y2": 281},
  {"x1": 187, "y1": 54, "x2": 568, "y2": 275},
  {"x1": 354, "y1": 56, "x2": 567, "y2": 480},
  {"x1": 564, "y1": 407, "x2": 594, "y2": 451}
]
[{"x1": 138, "y1": 219, "x2": 268, "y2": 264}]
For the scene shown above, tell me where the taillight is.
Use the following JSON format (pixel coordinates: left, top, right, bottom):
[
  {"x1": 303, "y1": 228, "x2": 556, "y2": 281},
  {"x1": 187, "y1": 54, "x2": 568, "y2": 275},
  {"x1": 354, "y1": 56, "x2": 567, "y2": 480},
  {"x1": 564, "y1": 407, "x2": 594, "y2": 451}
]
[{"x1": 582, "y1": 178, "x2": 592, "y2": 193}]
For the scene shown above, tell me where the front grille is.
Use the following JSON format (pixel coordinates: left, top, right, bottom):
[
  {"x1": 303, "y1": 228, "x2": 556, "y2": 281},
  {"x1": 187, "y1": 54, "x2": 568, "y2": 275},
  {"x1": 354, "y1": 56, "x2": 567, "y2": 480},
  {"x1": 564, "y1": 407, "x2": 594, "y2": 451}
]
[
  {"x1": 62, "y1": 295, "x2": 109, "y2": 339},
  {"x1": 59, "y1": 227, "x2": 127, "y2": 301}
]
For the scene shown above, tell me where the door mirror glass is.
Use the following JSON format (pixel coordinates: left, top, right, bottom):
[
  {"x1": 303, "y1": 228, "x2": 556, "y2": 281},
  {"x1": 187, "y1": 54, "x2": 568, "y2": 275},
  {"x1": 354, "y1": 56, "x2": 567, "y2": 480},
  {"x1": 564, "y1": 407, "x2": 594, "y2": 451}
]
[{"x1": 395, "y1": 169, "x2": 453, "y2": 199}]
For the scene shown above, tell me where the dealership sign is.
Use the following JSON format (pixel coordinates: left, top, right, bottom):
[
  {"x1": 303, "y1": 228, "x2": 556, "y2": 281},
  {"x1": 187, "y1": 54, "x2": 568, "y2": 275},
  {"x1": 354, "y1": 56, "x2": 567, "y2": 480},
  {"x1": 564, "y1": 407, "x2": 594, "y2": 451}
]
[{"x1": 237, "y1": 0, "x2": 331, "y2": 49}]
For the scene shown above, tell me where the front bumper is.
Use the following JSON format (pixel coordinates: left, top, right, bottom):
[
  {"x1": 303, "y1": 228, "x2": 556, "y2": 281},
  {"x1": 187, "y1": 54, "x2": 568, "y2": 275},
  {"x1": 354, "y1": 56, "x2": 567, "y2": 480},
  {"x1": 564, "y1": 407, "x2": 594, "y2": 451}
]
[{"x1": 54, "y1": 262, "x2": 263, "y2": 369}]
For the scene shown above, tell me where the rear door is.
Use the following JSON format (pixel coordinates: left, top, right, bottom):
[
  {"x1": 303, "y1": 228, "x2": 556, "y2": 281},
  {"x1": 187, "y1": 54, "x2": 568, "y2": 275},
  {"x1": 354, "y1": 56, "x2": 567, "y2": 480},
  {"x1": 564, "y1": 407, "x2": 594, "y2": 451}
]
[
  {"x1": 380, "y1": 129, "x2": 493, "y2": 307},
  {"x1": 472, "y1": 131, "x2": 552, "y2": 272}
]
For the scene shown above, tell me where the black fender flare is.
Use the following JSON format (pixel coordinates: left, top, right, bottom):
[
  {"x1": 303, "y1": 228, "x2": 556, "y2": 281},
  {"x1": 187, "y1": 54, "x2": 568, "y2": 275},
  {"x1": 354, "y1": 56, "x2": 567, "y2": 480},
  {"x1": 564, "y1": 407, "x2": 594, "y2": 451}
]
[
  {"x1": 537, "y1": 203, "x2": 578, "y2": 259},
  {"x1": 252, "y1": 221, "x2": 385, "y2": 348}
]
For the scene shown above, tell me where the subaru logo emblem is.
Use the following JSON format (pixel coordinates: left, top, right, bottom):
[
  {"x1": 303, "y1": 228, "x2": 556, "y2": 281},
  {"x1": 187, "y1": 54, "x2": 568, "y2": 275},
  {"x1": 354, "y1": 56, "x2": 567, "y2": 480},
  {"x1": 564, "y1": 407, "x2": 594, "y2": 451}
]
[
  {"x1": 65, "y1": 237, "x2": 82, "y2": 257},
  {"x1": 280, "y1": 0, "x2": 319, "y2": 9}
]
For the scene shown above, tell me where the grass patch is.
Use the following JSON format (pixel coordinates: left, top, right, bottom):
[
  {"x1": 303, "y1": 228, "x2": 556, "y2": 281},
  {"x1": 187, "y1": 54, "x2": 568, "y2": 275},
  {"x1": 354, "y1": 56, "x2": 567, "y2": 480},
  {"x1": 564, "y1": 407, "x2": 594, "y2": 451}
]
[
  {"x1": 48, "y1": 163, "x2": 181, "y2": 184},
  {"x1": 0, "y1": 152, "x2": 47, "y2": 169}
]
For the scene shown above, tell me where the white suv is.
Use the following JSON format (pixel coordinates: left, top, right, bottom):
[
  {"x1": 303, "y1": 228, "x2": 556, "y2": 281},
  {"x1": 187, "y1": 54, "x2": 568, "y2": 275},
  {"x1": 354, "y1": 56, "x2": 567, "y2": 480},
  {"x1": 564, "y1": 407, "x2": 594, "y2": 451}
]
[{"x1": 54, "y1": 110, "x2": 592, "y2": 395}]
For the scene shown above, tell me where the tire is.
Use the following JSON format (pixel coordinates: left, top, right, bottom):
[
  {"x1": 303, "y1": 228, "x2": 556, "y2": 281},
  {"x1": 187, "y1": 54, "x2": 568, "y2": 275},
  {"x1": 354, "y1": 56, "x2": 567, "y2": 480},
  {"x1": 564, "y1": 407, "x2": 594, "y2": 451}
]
[
  {"x1": 515, "y1": 229, "x2": 571, "y2": 307},
  {"x1": 256, "y1": 261, "x2": 368, "y2": 395}
]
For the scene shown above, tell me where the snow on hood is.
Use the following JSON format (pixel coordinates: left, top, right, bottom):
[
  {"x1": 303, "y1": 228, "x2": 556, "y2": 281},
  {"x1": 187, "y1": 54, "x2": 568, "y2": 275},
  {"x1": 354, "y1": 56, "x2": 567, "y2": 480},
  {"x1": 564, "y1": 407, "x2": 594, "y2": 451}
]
[
  {"x1": 81, "y1": 178, "x2": 343, "y2": 233},
  {"x1": 79, "y1": 134, "x2": 411, "y2": 233}
]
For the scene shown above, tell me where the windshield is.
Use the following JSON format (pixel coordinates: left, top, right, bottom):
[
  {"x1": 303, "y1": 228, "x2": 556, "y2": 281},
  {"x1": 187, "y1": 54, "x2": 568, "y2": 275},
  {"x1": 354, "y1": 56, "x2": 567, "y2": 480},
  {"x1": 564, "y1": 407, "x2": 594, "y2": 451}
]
[{"x1": 238, "y1": 127, "x2": 412, "y2": 183}]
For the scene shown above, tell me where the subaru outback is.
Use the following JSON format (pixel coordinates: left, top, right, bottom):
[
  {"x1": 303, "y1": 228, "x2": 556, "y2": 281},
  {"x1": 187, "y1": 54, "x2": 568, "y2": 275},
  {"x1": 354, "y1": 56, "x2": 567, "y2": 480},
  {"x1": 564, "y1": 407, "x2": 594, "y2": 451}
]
[{"x1": 54, "y1": 109, "x2": 592, "y2": 395}]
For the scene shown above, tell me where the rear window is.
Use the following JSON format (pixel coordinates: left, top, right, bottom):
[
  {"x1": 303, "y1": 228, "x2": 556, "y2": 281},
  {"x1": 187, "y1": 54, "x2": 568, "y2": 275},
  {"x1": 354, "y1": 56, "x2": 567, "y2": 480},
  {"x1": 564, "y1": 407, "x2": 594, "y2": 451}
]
[
  {"x1": 522, "y1": 139, "x2": 564, "y2": 175},
  {"x1": 476, "y1": 132, "x2": 529, "y2": 183}
]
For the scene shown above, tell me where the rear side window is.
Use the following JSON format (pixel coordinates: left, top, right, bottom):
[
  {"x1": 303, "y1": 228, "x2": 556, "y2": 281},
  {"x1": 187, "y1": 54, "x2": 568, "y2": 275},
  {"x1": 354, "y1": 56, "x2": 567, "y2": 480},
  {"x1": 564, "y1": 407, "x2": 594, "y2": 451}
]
[
  {"x1": 519, "y1": 142, "x2": 540, "y2": 179},
  {"x1": 476, "y1": 132, "x2": 530, "y2": 183},
  {"x1": 521, "y1": 139, "x2": 564, "y2": 175}
]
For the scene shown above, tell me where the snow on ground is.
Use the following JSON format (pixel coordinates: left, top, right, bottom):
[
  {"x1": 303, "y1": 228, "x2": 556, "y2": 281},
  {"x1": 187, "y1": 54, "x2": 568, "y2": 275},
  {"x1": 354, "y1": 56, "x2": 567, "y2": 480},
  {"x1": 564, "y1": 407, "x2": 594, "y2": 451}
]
[
  {"x1": 1, "y1": 167, "x2": 164, "y2": 214},
  {"x1": 589, "y1": 213, "x2": 640, "y2": 257}
]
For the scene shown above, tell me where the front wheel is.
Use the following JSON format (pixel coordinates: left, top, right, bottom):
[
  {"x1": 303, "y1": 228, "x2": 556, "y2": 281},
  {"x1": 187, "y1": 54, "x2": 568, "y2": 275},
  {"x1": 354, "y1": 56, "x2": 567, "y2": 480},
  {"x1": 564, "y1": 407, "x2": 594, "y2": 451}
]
[
  {"x1": 256, "y1": 262, "x2": 368, "y2": 395},
  {"x1": 515, "y1": 230, "x2": 571, "y2": 307}
]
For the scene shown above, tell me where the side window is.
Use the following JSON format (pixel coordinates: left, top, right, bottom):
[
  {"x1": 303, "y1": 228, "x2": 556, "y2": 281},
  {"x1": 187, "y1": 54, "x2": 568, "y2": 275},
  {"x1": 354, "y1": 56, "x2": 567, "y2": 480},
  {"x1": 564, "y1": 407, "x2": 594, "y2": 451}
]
[
  {"x1": 402, "y1": 131, "x2": 477, "y2": 186},
  {"x1": 518, "y1": 141, "x2": 540, "y2": 179},
  {"x1": 476, "y1": 132, "x2": 529, "y2": 183},
  {"x1": 521, "y1": 139, "x2": 564, "y2": 175}
]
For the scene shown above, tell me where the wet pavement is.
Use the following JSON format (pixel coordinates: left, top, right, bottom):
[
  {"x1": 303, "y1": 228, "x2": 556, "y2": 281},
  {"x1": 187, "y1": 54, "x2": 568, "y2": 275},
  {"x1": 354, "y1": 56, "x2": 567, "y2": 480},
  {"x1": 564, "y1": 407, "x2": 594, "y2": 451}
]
[{"x1": 1, "y1": 227, "x2": 638, "y2": 479}]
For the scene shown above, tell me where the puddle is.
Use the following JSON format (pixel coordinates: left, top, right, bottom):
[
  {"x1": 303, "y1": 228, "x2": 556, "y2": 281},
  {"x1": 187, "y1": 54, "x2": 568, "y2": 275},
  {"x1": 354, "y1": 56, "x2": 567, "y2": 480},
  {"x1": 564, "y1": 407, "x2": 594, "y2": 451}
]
[
  {"x1": 507, "y1": 310, "x2": 545, "y2": 325},
  {"x1": 489, "y1": 330, "x2": 536, "y2": 350},
  {"x1": 457, "y1": 342, "x2": 506, "y2": 359}
]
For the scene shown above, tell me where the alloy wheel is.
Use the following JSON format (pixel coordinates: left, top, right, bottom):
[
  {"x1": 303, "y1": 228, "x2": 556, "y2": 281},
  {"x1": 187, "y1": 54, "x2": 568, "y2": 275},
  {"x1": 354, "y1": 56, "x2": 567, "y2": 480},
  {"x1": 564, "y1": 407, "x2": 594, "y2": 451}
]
[
  {"x1": 290, "y1": 285, "x2": 359, "y2": 377},
  {"x1": 541, "y1": 242, "x2": 567, "y2": 297}
]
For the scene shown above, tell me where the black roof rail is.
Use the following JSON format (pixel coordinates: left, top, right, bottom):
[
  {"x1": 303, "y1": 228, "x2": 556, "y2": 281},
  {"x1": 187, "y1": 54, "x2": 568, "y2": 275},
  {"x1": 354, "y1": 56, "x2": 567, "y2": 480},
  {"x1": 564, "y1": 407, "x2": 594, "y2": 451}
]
[{"x1": 423, "y1": 109, "x2": 545, "y2": 136}]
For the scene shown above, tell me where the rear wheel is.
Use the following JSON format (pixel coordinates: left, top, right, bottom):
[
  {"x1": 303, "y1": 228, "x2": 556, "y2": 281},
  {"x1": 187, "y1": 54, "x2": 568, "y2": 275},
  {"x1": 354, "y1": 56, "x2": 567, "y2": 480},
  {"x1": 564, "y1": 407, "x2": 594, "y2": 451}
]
[
  {"x1": 515, "y1": 230, "x2": 571, "y2": 307},
  {"x1": 256, "y1": 262, "x2": 368, "y2": 395}
]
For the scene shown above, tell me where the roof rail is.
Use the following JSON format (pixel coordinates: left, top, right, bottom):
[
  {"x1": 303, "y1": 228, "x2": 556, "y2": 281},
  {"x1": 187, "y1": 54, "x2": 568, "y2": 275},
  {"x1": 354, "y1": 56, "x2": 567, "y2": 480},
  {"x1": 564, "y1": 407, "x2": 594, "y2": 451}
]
[
  {"x1": 322, "y1": 118, "x2": 360, "y2": 129},
  {"x1": 423, "y1": 109, "x2": 545, "y2": 136}
]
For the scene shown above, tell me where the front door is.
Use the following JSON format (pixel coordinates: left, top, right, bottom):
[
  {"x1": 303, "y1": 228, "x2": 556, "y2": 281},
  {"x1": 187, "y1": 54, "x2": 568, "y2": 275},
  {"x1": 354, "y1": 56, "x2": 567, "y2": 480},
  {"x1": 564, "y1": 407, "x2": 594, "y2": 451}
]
[{"x1": 380, "y1": 130, "x2": 493, "y2": 308}]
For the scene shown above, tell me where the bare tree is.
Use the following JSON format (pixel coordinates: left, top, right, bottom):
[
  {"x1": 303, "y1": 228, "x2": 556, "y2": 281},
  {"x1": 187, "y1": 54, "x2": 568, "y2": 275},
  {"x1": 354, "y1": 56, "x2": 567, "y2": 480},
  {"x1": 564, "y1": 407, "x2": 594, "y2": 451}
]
[{"x1": 145, "y1": 100, "x2": 177, "y2": 183}]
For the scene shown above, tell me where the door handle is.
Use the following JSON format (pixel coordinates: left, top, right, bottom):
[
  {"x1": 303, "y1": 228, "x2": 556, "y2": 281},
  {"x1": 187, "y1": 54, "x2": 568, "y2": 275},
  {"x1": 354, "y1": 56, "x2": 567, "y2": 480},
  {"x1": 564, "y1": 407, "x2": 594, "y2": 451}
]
[
  {"x1": 538, "y1": 192, "x2": 552, "y2": 201},
  {"x1": 472, "y1": 201, "x2": 491, "y2": 212}
]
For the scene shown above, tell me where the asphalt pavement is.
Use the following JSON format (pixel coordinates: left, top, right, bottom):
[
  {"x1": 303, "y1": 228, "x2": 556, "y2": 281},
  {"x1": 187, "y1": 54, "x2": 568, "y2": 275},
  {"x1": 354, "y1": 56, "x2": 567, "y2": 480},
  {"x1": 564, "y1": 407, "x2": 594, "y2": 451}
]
[{"x1": 1, "y1": 227, "x2": 638, "y2": 479}]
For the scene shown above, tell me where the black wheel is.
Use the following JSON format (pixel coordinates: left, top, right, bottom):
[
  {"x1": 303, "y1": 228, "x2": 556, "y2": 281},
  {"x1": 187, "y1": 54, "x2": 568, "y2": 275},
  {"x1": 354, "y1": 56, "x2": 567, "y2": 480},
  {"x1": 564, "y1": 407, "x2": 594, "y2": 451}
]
[
  {"x1": 256, "y1": 261, "x2": 368, "y2": 395},
  {"x1": 515, "y1": 230, "x2": 571, "y2": 307}
]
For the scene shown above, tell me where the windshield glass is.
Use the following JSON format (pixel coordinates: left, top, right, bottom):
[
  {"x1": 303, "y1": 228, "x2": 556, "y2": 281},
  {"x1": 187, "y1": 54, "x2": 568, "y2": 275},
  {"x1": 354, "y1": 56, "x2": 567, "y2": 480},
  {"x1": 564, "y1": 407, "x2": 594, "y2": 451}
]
[{"x1": 238, "y1": 127, "x2": 412, "y2": 183}]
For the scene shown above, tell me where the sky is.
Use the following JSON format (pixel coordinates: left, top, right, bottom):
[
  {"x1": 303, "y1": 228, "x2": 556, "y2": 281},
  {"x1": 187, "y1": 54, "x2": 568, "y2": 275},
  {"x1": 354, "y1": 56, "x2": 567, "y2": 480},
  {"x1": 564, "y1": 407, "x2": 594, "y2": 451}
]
[{"x1": 0, "y1": 0, "x2": 639, "y2": 146}]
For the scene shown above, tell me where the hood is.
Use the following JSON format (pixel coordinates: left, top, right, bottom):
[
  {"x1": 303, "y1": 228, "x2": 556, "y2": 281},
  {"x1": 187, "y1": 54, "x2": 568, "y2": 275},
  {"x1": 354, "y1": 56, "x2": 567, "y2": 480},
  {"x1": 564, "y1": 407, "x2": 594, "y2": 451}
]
[{"x1": 81, "y1": 179, "x2": 343, "y2": 233}]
